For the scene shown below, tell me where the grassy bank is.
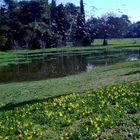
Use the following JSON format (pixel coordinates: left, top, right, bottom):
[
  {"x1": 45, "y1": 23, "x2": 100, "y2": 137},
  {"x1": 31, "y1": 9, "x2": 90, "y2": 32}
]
[
  {"x1": 0, "y1": 60, "x2": 140, "y2": 107},
  {"x1": 0, "y1": 42, "x2": 140, "y2": 67},
  {"x1": 0, "y1": 81, "x2": 139, "y2": 139}
]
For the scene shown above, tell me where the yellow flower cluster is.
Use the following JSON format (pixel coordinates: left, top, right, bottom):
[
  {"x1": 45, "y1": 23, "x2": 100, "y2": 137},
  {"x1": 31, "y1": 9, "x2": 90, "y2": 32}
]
[{"x1": 0, "y1": 82, "x2": 139, "y2": 139}]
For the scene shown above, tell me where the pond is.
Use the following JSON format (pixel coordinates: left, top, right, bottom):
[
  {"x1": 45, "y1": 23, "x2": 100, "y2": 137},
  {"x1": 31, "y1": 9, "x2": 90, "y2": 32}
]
[{"x1": 0, "y1": 50, "x2": 140, "y2": 83}]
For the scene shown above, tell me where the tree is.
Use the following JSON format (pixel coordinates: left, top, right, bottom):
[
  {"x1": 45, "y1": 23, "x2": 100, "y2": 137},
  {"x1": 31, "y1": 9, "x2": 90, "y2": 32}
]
[
  {"x1": 17, "y1": 0, "x2": 50, "y2": 49},
  {"x1": 4, "y1": 0, "x2": 16, "y2": 12},
  {"x1": 0, "y1": 0, "x2": 52, "y2": 50},
  {"x1": 64, "y1": 3, "x2": 79, "y2": 44},
  {"x1": 86, "y1": 17, "x2": 99, "y2": 40},
  {"x1": 50, "y1": 3, "x2": 67, "y2": 47},
  {"x1": 0, "y1": 0, "x2": 20, "y2": 50},
  {"x1": 87, "y1": 13, "x2": 131, "y2": 45},
  {"x1": 107, "y1": 14, "x2": 130, "y2": 38},
  {"x1": 75, "y1": 0, "x2": 92, "y2": 46},
  {"x1": 127, "y1": 21, "x2": 140, "y2": 38},
  {"x1": 50, "y1": 0, "x2": 56, "y2": 22},
  {"x1": 0, "y1": 25, "x2": 8, "y2": 50},
  {"x1": 80, "y1": 0, "x2": 85, "y2": 21}
]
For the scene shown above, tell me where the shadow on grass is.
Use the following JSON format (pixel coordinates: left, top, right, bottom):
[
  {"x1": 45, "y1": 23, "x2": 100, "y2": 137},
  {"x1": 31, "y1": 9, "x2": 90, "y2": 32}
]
[
  {"x1": 0, "y1": 93, "x2": 71, "y2": 112},
  {"x1": 123, "y1": 70, "x2": 140, "y2": 76}
]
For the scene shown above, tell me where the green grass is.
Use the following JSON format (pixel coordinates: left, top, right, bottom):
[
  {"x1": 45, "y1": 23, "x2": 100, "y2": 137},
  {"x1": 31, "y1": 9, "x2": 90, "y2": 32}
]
[
  {"x1": 0, "y1": 60, "x2": 140, "y2": 107},
  {"x1": 93, "y1": 38, "x2": 140, "y2": 45},
  {"x1": 0, "y1": 81, "x2": 139, "y2": 139},
  {"x1": 0, "y1": 43, "x2": 140, "y2": 67}
]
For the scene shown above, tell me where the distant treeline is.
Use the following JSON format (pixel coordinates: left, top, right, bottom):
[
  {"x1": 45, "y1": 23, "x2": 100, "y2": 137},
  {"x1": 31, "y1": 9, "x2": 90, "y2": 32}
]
[{"x1": 0, "y1": 0, "x2": 140, "y2": 51}]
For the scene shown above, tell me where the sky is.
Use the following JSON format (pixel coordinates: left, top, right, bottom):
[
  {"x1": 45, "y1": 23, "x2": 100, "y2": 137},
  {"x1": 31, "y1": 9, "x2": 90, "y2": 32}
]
[{"x1": 49, "y1": 0, "x2": 140, "y2": 22}]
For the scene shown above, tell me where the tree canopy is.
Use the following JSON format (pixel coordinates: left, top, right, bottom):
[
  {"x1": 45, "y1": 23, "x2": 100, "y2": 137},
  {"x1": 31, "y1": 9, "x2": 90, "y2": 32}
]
[{"x1": 0, "y1": 0, "x2": 139, "y2": 51}]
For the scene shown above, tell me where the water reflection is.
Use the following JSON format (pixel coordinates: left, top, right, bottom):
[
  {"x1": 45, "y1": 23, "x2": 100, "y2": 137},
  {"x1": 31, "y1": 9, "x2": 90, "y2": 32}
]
[
  {"x1": 86, "y1": 63, "x2": 94, "y2": 72},
  {"x1": 127, "y1": 56, "x2": 139, "y2": 61},
  {"x1": 0, "y1": 50, "x2": 140, "y2": 83}
]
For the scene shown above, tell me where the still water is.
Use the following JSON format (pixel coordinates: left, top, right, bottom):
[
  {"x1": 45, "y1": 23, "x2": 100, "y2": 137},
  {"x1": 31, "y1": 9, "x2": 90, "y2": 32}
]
[{"x1": 0, "y1": 50, "x2": 140, "y2": 83}]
